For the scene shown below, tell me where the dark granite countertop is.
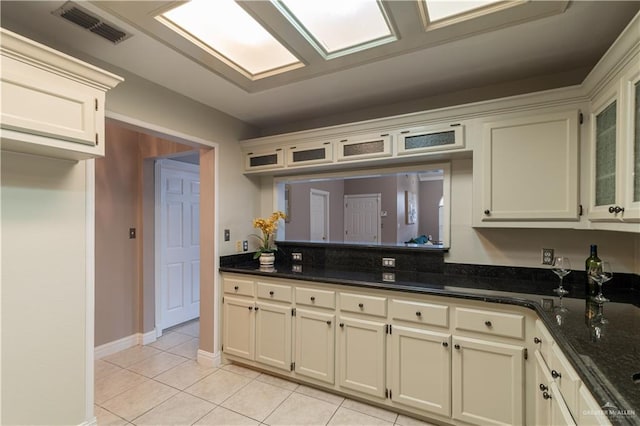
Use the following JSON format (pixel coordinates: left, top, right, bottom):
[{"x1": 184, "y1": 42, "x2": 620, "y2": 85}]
[{"x1": 220, "y1": 263, "x2": 640, "y2": 425}]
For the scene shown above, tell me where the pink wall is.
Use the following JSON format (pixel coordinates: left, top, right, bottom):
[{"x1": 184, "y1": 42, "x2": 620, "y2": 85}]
[
  {"x1": 285, "y1": 180, "x2": 345, "y2": 242},
  {"x1": 419, "y1": 180, "x2": 444, "y2": 240}
]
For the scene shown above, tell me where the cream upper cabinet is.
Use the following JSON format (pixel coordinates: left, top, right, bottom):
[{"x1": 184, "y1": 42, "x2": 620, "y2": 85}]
[
  {"x1": 286, "y1": 140, "x2": 334, "y2": 167},
  {"x1": 244, "y1": 147, "x2": 285, "y2": 171},
  {"x1": 588, "y1": 64, "x2": 640, "y2": 224},
  {"x1": 395, "y1": 123, "x2": 464, "y2": 156},
  {"x1": 0, "y1": 28, "x2": 122, "y2": 160},
  {"x1": 479, "y1": 110, "x2": 580, "y2": 223},
  {"x1": 389, "y1": 325, "x2": 451, "y2": 417},
  {"x1": 451, "y1": 336, "x2": 525, "y2": 425}
]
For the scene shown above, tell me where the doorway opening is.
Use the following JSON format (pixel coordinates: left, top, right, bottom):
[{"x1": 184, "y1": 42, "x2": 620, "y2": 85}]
[{"x1": 95, "y1": 117, "x2": 216, "y2": 357}]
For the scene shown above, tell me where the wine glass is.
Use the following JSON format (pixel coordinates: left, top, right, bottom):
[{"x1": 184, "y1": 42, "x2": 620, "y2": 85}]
[
  {"x1": 551, "y1": 257, "x2": 571, "y2": 297},
  {"x1": 589, "y1": 261, "x2": 613, "y2": 303}
]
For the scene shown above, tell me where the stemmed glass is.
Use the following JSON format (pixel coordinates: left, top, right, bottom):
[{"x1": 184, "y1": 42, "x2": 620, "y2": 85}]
[
  {"x1": 589, "y1": 261, "x2": 613, "y2": 304},
  {"x1": 551, "y1": 257, "x2": 571, "y2": 297}
]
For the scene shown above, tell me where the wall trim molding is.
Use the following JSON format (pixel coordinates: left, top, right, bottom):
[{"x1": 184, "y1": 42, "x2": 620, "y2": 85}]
[
  {"x1": 197, "y1": 349, "x2": 220, "y2": 368},
  {"x1": 94, "y1": 329, "x2": 156, "y2": 360},
  {"x1": 79, "y1": 416, "x2": 97, "y2": 426}
]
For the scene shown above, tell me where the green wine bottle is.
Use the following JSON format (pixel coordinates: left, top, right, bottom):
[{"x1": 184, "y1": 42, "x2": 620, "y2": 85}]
[
  {"x1": 585, "y1": 244, "x2": 600, "y2": 297},
  {"x1": 584, "y1": 244, "x2": 600, "y2": 326}
]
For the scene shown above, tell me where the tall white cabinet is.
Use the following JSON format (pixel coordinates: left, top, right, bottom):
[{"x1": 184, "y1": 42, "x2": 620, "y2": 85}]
[{"x1": 1, "y1": 27, "x2": 121, "y2": 425}]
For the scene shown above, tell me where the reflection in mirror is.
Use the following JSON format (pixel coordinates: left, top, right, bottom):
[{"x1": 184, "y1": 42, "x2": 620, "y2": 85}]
[{"x1": 274, "y1": 163, "x2": 450, "y2": 248}]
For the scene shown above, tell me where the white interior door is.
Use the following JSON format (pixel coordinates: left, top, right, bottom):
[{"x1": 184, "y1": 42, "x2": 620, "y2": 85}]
[
  {"x1": 310, "y1": 188, "x2": 330, "y2": 242},
  {"x1": 157, "y1": 159, "x2": 200, "y2": 332},
  {"x1": 344, "y1": 194, "x2": 381, "y2": 244}
]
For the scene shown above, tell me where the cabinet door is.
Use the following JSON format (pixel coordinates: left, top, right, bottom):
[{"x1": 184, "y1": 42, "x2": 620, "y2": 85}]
[
  {"x1": 452, "y1": 336, "x2": 525, "y2": 425},
  {"x1": 295, "y1": 308, "x2": 335, "y2": 384},
  {"x1": 287, "y1": 141, "x2": 334, "y2": 167},
  {"x1": 1, "y1": 54, "x2": 98, "y2": 147},
  {"x1": 255, "y1": 301, "x2": 292, "y2": 371},
  {"x1": 527, "y1": 350, "x2": 553, "y2": 425},
  {"x1": 244, "y1": 148, "x2": 284, "y2": 172},
  {"x1": 550, "y1": 382, "x2": 577, "y2": 426},
  {"x1": 621, "y1": 67, "x2": 640, "y2": 221},
  {"x1": 222, "y1": 297, "x2": 255, "y2": 360},
  {"x1": 338, "y1": 316, "x2": 386, "y2": 398},
  {"x1": 481, "y1": 110, "x2": 579, "y2": 221},
  {"x1": 589, "y1": 89, "x2": 622, "y2": 221},
  {"x1": 389, "y1": 325, "x2": 451, "y2": 417}
]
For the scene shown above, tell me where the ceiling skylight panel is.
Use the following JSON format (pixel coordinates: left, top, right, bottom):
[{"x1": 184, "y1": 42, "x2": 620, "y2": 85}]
[
  {"x1": 159, "y1": 0, "x2": 300, "y2": 77},
  {"x1": 274, "y1": 0, "x2": 394, "y2": 57},
  {"x1": 424, "y1": 0, "x2": 503, "y2": 22}
]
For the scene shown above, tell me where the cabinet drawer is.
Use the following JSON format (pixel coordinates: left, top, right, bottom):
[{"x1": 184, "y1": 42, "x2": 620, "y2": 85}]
[
  {"x1": 295, "y1": 287, "x2": 335, "y2": 309},
  {"x1": 340, "y1": 292, "x2": 387, "y2": 317},
  {"x1": 390, "y1": 299, "x2": 448, "y2": 327},
  {"x1": 534, "y1": 319, "x2": 555, "y2": 363},
  {"x1": 223, "y1": 278, "x2": 254, "y2": 297},
  {"x1": 550, "y1": 344, "x2": 581, "y2": 416},
  {"x1": 257, "y1": 282, "x2": 292, "y2": 303},
  {"x1": 454, "y1": 307, "x2": 524, "y2": 340}
]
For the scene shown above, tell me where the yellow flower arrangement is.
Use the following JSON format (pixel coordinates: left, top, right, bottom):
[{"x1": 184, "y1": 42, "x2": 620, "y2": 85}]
[{"x1": 252, "y1": 211, "x2": 286, "y2": 259}]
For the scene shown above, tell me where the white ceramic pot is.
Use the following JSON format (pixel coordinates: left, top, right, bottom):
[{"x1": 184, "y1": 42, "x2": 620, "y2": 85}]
[{"x1": 259, "y1": 252, "x2": 275, "y2": 267}]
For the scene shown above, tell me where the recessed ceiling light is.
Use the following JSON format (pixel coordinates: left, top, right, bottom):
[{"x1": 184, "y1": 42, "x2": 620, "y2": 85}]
[{"x1": 158, "y1": 0, "x2": 301, "y2": 78}]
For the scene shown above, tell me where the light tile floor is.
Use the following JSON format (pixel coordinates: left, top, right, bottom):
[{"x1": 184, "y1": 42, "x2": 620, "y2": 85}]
[{"x1": 95, "y1": 320, "x2": 436, "y2": 426}]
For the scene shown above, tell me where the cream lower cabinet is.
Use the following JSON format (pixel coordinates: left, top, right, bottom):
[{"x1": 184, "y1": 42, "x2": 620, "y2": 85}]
[
  {"x1": 535, "y1": 351, "x2": 576, "y2": 425},
  {"x1": 221, "y1": 274, "x2": 610, "y2": 426},
  {"x1": 294, "y1": 308, "x2": 335, "y2": 384},
  {"x1": 255, "y1": 301, "x2": 292, "y2": 371},
  {"x1": 337, "y1": 315, "x2": 387, "y2": 398},
  {"x1": 222, "y1": 296, "x2": 255, "y2": 360},
  {"x1": 389, "y1": 325, "x2": 451, "y2": 416},
  {"x1": 451, "y1": 336, "x2": 525, "y2": 425}
]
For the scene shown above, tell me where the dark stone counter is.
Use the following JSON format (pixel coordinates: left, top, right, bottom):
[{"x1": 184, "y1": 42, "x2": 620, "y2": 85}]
[{"x1": 219, "y1": 262, "x2": 640, "y2": 425}]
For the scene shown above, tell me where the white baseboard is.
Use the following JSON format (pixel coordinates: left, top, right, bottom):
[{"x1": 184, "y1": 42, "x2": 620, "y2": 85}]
[
  {"x1": 79, "y1": 416, "x2": 97, "y2": 426},
  {"x1": 95, "y1": 329, "x2": 156, "y2": 359},
  {"x1": 197, "y1": 349, "x2": 221, "y2": 368},
  {"x1": 138, "y1": 329, "x2": 157, "y2": 345}
]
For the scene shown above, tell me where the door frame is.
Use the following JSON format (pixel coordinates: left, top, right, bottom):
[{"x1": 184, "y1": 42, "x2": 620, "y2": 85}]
[
  {"x1": 310, "y1": 188, "x2": 330, "y2": 242},
  {"x1": 154, "y1": 158, "x2": 200, "y2": 335}
]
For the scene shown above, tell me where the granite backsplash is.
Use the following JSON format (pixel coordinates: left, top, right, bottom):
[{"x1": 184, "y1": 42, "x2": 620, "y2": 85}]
[{"x1": 220, "y1": 241, "x2": 639, "y2": 303}]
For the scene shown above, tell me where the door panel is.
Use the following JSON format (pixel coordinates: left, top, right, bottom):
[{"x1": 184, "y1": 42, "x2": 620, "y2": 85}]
[
  {"x1": 158, "y1": 160, "x2": 200, "y2": 331},
  {"x1": 295, "y1": 308, "x2": 335, "y2": 384},
  {"x1": 390, "y1": 326, "x2": 451, "y2": 416},
  {"x1": 452, "y1": 336, "x2": 525, "y2": 425},
  {"x1": 344, "y1": 194, "x2": 380, "y2": 244},
  {"x1": 338, "y1": 316, "x2": 386, "y2": 398},
  {"x1": 255, "y1": 302, "x2": 292, "y2": 371},
  {"x1": 222, "y1": 297, "x2": 255, "y2": 360}
]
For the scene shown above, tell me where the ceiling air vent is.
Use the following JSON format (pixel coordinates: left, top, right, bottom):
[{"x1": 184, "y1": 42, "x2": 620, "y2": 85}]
[{"x1": 52, "y1": 2, "x2": 131, "y2": 44}]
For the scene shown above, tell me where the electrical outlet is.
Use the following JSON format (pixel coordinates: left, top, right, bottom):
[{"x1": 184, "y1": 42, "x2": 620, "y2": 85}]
[
  {"x1": 382, "y1": 257, "x2": 396, "y2": 268},
  {"x1": 382, "y1": 272, "x2": 396, "y2": 282},
  {"x1": 542, "y1": 248, "x2": 554, "y2": 265},
  {"x1": 242, "y1": 240, "x2": 248, "y2": 251},
  {"x1": 235, "y1": 240, "x2": 242, "y2": 253},
  {"x1": 292, "y1": 252, "x2": 303, "y2": 262}
]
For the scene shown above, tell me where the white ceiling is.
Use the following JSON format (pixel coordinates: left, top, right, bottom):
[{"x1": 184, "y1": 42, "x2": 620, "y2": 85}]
[{"x1": 1, "y1": 1, "x2": 638, "y2": 134}]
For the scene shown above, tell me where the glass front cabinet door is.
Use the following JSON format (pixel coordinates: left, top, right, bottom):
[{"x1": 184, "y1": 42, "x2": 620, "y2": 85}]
[{"x1": 589, "y1": 65, "x2": 640, "y2": 223}]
